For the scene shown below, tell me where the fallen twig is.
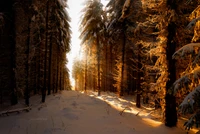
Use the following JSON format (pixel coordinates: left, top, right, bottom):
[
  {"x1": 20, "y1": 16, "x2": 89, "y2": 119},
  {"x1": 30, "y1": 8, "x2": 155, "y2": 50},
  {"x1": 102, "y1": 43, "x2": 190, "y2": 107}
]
[
  {"x1": 38, "y1": 103, "x2": 47, "y2": 110},
  {"x1": 135, "y1": 109, "x2": 143, "y2": 116},
  {"x1": 119, "y1": 107, "x2": 129, "y2": 115},
  {"x1": 0, "y1": 107, "x2": 31, "y2": 116}
]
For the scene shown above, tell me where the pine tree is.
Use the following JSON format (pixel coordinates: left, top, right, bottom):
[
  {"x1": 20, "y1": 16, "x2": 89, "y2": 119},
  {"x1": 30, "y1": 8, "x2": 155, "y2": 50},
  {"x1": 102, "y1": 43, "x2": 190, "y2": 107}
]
[
  {"x1": 172, "y1": 2, "x2": 200, "y2": 130},
  {"x1": 79, "y1": 0, "x2": 105, "y2": 95}
]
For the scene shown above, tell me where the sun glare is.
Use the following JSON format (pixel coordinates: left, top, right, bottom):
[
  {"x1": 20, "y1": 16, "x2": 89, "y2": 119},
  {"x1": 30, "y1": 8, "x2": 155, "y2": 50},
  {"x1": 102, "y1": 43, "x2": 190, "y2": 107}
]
[
  {"x1": 67, "y1": 0, "x2": 108, "y2": 89},
  {"x1": 66, "y1": 0, "x2": 83, "y2": 89}
]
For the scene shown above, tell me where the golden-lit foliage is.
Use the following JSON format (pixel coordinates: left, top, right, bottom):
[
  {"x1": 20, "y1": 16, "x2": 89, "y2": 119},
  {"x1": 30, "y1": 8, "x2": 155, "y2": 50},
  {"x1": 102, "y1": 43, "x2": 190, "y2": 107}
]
[{"x1": 75, "y1": 0, "x2": 200, "y2": 130}]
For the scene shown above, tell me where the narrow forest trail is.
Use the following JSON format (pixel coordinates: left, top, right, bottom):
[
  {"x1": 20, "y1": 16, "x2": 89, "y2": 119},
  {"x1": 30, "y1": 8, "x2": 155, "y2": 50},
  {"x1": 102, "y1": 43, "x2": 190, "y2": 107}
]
[{"x1": 0, "y1": 90, "x2": 188, "y2": 134}]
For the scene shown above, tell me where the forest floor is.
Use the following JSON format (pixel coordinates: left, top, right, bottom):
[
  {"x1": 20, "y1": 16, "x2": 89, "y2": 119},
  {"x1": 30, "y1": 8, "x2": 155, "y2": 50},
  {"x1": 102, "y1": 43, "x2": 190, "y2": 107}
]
[{"x1": 0, "y1": 90, "x2": 198, "y2": 134}]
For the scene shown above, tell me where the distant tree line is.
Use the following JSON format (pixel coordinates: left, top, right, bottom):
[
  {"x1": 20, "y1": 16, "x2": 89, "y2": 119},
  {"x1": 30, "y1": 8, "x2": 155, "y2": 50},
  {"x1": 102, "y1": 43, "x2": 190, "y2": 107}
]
[{"x1": 0, "y1": 0, "x2": 71, "y2": 106}]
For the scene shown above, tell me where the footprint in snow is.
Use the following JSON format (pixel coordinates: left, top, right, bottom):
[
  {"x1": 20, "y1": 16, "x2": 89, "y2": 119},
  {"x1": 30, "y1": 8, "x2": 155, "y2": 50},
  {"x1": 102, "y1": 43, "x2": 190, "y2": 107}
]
[{"x1": 71, "y1": 101, "x2": 77, "y2": 108}]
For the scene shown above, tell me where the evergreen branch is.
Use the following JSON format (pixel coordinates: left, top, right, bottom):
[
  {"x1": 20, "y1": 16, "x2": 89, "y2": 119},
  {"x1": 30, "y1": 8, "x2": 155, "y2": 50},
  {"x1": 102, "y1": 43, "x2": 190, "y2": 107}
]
[{"x1": 172, "y1": 43, "x2": 200, "y2": 60}]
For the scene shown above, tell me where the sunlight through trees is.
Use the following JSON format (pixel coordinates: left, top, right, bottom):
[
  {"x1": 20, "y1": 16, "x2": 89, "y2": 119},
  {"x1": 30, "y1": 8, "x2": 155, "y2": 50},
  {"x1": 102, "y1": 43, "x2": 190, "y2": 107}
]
[{"x1": 0, "y1": 0, "x2": 200, "y2": 133}]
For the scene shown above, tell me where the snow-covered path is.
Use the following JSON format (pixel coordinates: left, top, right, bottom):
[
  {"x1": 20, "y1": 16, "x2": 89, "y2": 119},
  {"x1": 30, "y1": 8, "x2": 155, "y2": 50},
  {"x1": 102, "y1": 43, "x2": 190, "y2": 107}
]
[{"x1": 0, "y1": 90, "x2": 187, "y2": 134}]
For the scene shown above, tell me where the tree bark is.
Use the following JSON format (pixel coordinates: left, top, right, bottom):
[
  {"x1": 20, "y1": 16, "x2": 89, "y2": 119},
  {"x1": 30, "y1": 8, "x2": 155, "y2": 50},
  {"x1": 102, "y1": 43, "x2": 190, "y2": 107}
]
[
  {"x1": 42, "y1": 0, "x2": 49, "y2": 102},
  {"x1": 120, "y1": 23, "x2": 126, "y2": 96},
  {"x1": 25, "y1": 13, "x2": 31, "y2": 106},
  {"x1": 47, "y1": 35, "x2": 52, "y2": 95},
  {"x1": 165, "y1": 22, "x2": 177, "y2": 127},
  {"x1": 136, "y1": 44, "x2": 142, "y2": 108},
  {"x1": 55, "y1": 50, "x2": 59, "y2": 93},
  {"x1": 11, "y1": 1, "x2": 18, "y2": 105},
  {"x1": 84, "y1": 53, "x2": 87, "y2": 92},
  {"x1": 97, "y1": 35, "x2": 101, "y2": 96},
  {"x1": 110, "y1": 45, "x2": 114, "y2": 92},
  {"x1": 164, "y1": 0, "x2": 177, "y2": 127}
]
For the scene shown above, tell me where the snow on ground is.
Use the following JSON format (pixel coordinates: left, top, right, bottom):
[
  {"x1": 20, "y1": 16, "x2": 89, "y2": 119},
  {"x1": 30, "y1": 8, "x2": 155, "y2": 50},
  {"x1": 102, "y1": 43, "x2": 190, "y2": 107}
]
[{"x1": 0, "y1": 90, "x2": 195, "y2": 134}]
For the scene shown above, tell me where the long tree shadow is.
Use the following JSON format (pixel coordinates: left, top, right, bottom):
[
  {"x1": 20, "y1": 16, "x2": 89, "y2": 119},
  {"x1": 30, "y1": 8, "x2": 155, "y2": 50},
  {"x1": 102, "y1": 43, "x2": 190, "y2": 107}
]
[{"x1": 0, "y1": 90, "x2": 186, "y2": 134}]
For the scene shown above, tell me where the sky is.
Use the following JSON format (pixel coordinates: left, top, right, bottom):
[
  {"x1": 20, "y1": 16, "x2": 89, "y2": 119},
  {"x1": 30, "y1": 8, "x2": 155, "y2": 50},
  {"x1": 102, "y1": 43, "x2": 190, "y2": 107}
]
[{"x1": 67, "y1": 0, "x2": 109, "y2": 87}]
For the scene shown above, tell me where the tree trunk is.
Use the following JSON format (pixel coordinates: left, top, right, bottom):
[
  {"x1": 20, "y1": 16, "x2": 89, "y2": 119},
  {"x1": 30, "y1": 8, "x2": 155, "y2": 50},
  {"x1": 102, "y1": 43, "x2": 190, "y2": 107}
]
[
  {"x1": 34, "y1": 56, "x2": 37, "y2": 94},
  {"x1": 25, "y1": 14, "x2": 31, "y2": 106},
  {"x1": 11, "y1": 1, "x2": 17, "y2": 105},
  {"x1": 164, "y1": 0, "x2": 177, "y2": 127},
  {"x1": 42, "y1": 1, "x2": 49, "y2": 102},
  {"x1": 105, "y1": 45, "x2": 108, "y2": 91},
  {"x1": 37, "y1": 44, "x2": 41, "y2": 94},
  {"x1": 120, "y1": 24, "x2": 126, "y2": 96},
  {"x1": 165, "y1": 22, "x2": 177, "y2": 127},
  {"x1": 47, "y1": 35, "x2": 52, "y2": 95},
  {"x1": 109, "y1": 45, "x2": 114, "y2": 92},
  {"x1": 136, "y1": 94, "x2": 141, "y2": 108},
  {"x1": 52, "y1": 46, "x2": 56, "y2": 93},
  {"x1": 136, "y1": 44, "x2": 142, "y2": 108},
  {"x1": 60, "y1": 59, "x2": 62, "y2": 91},
  {"x1": 84, "y1": 53, "x2": 87, "y2": 92},
  {"x1": 93, "y1": 72, "x2": 96, "y2": 91},
  {"x1": 39, "y1": 22, "x2": 45, "y2": 101},
  {"x1": 97, "y1": 36, "x2": 101, "y2": 96},
  {"x1": 55, "y1": 50, "x2": 59, "y2": 93}
]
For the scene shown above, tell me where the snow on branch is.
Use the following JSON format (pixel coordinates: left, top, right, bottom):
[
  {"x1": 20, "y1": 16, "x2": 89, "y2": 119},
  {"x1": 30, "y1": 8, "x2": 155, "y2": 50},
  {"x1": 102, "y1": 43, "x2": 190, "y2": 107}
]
[
  {"x1": 186, "y1": 17, "x2": 200, "y2": 30},
  {"x1": 173, "y1": 75, "x2": 191, "y2": 94},
  {"x1": 179, "y1": 85, "x2": 200, "y2": 114},
  {"x1": 184, "y1": 114, "x2": 196, "y2": 130},
  {"x1": 57, "y1": 0, "x2": 67, "y2": 8},
  {"x1": 184, "y1": 110, "x2": 200, "y2": 131},
  {"x1": 172, "y1": 43, "x2": 200, "y2": 60},
  {"x1": 191, "y1": 66, "x2": 200, "y2": 82},
  {"x1": 185, "y1": 0, "x2": 193, "y2": 4},
  {"x1": 173, "y1": 66, "x2": 200, "y2": 94},
  {"x1": 107, "y1": 18, "x2": 116, "y2": 31},
  {"x1": 119, "y1": 0, "x2": 131, "y2": 21}
]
